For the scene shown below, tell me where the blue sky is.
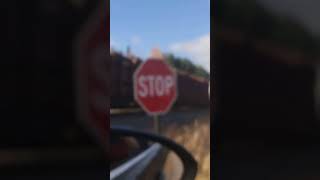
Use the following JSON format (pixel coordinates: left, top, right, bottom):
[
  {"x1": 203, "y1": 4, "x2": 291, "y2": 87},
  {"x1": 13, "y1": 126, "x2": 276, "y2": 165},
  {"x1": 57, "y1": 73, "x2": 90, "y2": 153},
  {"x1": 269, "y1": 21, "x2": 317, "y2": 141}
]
[{"x1": 110, "y1": 0, "x2": 210, "y2": 72}]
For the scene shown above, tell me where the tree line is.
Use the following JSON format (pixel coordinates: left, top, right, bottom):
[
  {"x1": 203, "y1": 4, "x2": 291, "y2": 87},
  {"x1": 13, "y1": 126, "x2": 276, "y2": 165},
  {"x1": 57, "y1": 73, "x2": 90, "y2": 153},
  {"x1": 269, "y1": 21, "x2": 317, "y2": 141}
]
[{"x1": 164, "y1": 53, "x2": 210, "y2": 80}]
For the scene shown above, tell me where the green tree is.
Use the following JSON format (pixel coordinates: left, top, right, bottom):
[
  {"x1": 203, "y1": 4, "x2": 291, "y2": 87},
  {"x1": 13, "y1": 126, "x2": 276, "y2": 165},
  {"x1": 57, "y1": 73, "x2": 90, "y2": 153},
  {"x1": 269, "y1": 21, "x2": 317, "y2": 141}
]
[{"x1": 165, "y1": 53, "x2": 210, "y2": 80}]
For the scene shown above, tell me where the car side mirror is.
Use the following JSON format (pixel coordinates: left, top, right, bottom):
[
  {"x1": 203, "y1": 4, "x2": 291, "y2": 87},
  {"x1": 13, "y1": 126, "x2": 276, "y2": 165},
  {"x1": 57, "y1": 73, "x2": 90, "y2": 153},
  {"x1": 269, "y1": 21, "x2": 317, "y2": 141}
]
[{"x1": 110, "y1": 127, "x2": 198, "y2": 180}]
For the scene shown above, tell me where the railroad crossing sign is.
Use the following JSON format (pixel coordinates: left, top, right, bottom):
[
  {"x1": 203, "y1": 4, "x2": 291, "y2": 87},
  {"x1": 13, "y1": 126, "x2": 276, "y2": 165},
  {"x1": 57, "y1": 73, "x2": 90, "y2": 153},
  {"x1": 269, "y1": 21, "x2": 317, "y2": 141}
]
[
  {"x1": 74, "y1": 1, "x2": 108, "y2": 149},
  {"x1": 133, "y1": 50, "x2": 178, "y2": 116}
]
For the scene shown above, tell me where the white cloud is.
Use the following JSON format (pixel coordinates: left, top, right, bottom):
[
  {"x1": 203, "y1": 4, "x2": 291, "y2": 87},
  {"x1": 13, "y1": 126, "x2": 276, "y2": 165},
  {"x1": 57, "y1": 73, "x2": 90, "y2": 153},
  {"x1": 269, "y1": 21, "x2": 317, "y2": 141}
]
[
  {"x1": 170, "y1": 33, "x2": 210, "y2": 72},
  {"x1": 110, "y1": 38, "x2": 121, "y2": 52},
  {"x1": 130, "y1": 36, "x2": 142, "y2": 46},
  {"x1": 110, "y1": 38, "x2": 116, "y2": 48}
]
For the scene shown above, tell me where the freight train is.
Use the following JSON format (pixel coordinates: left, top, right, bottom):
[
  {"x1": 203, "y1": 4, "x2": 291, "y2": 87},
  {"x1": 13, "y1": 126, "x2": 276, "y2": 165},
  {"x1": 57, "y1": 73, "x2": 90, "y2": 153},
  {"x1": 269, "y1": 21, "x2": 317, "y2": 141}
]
[{"x1": 110, "y1": 51, "x2": 210, "y2": 109}]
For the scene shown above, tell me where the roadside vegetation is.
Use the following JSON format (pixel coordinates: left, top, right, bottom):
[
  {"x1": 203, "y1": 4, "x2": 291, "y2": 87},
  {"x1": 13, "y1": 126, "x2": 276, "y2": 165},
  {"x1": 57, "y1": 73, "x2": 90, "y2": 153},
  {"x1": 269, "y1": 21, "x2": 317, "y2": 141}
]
[{"x1": 164, "y1": 115, "x2": 210, "y2": 180}]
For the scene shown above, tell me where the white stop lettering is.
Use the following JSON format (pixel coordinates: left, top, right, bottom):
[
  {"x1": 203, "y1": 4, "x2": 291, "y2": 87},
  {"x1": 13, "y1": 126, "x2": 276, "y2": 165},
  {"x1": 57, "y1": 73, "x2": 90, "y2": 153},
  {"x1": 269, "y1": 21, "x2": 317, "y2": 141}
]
[{"x1": 138, "y1": 75, "x2": 174, "y2": 97}]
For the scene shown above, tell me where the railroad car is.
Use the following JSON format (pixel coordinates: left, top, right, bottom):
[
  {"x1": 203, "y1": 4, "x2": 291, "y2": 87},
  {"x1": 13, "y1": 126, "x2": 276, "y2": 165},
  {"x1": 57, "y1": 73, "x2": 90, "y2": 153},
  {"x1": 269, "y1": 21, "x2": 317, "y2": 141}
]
[{"x1": 110, "y1": 52, "x2": 210, "y2": 109}]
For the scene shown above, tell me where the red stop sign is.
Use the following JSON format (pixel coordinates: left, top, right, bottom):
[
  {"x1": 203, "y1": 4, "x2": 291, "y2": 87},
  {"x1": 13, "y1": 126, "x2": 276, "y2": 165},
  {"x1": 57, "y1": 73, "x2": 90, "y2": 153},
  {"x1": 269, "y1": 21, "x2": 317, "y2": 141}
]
[
  {"x1": 75, "y1": 2, "x2": 108, "y2": 148},
  {"x1": 134, "y1": 58, "x2": 178, "y2": 115}
]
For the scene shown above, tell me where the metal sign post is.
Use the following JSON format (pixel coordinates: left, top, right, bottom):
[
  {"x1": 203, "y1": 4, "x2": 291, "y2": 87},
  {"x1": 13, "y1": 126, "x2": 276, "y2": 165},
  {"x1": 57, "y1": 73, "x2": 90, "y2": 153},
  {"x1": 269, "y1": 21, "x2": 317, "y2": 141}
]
[{"x1": 154, "y1": 115, "x2": 160, "y2": 134}]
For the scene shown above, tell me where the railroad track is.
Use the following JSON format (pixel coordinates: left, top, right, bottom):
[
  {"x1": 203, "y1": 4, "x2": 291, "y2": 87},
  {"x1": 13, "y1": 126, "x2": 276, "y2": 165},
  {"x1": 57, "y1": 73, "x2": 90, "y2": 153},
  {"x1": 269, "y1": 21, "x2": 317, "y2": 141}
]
[
  {"x1": 110, "y1": 108, "x2": 143, "y2": 115},
  {"x1": 110, "y1": 108, "x2": 210, "y2": 133}
]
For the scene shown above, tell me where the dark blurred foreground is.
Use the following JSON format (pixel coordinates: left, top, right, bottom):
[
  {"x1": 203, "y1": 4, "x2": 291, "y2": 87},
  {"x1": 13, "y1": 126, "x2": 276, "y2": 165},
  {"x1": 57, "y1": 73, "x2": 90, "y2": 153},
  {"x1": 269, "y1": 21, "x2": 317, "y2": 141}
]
[
  {"x1": 1, "y1": 0, "x2": 107, "y2": 177},
  {"x1": 214, "y1": 0, "x2": 320, "y2": 179}
]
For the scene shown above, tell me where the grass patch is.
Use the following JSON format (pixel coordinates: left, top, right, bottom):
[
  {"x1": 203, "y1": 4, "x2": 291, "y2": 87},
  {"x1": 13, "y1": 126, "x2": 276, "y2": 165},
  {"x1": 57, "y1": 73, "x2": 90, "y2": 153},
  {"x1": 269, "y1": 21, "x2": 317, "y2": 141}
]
[{"x1": 164, "y1": 116, "x2": 210, "y2": 180}]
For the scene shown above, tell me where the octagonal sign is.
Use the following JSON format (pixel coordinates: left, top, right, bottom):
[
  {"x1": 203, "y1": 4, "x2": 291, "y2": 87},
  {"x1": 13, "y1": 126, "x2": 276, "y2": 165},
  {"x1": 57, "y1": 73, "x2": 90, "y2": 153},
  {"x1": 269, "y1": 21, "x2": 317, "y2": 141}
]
[{"x1": 134, "y1": 58, "x2": 178, "y2": 115}]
